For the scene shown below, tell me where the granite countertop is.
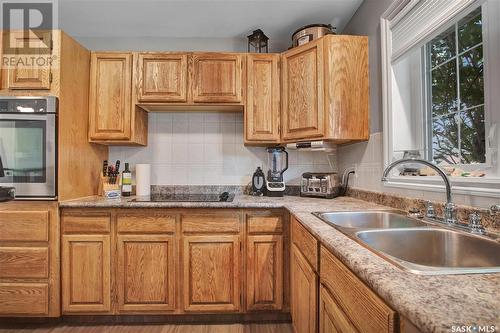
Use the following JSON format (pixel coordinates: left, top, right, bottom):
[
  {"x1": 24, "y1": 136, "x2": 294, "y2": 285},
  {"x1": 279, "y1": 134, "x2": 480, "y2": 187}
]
[{"x1": 60, "y1": 194, "x2": 500, "y2": 333}]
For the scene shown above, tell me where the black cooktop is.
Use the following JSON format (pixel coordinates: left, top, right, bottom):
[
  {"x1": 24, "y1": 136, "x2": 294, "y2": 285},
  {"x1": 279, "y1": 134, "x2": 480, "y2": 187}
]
[{"x1": 132, "y1": 192, "x2": 234, "y2": 203}]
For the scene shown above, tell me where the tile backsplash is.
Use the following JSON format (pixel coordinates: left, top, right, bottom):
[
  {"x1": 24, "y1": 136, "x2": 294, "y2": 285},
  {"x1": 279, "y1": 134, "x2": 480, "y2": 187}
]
[{"x1": 109, "y1": 112, "x2": 336, "y2": 186}]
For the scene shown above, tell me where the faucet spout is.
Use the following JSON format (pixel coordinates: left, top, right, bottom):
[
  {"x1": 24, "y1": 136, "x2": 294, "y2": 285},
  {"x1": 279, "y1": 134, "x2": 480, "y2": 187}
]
[{"x1": 381, "y1": 158, "x2": 456, "y2": 224}]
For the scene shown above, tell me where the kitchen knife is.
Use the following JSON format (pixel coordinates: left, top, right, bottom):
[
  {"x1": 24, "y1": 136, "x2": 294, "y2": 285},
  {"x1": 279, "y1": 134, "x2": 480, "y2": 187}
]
[
  {"x1": 108, "y1": 166, "x2": 113, "y2": 183},
  {"x1": 103, "y1": 160, "x2": 108, "y2": 177}
]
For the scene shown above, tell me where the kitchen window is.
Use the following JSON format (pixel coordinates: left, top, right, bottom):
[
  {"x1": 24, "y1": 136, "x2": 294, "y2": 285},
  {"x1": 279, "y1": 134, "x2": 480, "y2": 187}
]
[
  {"x1": 382, "y1": 0, "x2": 500, "y2": 197},
  {"x1": 425, "y1": 8, "x2": 486, "y2": 166}
]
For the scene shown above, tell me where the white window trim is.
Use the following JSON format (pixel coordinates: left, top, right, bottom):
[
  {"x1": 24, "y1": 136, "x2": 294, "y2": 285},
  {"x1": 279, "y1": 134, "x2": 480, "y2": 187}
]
[{"x1": 381, "y1": 0, "x2": 500, "y2": 197}]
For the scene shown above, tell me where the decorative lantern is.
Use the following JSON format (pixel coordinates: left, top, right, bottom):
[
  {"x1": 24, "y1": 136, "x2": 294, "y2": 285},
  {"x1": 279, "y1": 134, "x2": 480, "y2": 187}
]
[{"x1": 247, "y1": 29, "x2": 269, "y2": 53}]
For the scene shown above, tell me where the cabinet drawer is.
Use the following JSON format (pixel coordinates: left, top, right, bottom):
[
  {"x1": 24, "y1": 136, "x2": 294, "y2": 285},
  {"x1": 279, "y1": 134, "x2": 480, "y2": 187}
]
[
  {"x1": 0, "y1": 283, "x2": 48, "y2": 315},
  {"x1": 291, "y1": 216, "x2": 318, "y2": 271},
  {"x1": 320, "y1": 246, "x2": 397, "y2": 333},
  {"x1": 0, "y1": 247, "x2": 49, "y2": 278},
  {"x1": 62, "y1": 213, "x2": 111, "y2": 234},
  {"x1": 182, "y1": 213, "x2": 240, "y2": 233},
  {"x1": 0, "y1": 211, "x2": 49, "y2": 242},
  {"x1": 320, "y1": 284, "x2": 358, "y2": 333},
  {"x1": 247, "y1": 214, "x2": 283, "y2": 234},
  {"x1": 117, "y1": 213, "x2": 176, "y2": 234}
]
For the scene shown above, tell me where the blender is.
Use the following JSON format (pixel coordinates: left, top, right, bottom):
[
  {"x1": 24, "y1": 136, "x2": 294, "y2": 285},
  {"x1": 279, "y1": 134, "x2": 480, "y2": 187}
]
[{"x1": 266, "y1": 147, "x2": 288, "y2": 197}]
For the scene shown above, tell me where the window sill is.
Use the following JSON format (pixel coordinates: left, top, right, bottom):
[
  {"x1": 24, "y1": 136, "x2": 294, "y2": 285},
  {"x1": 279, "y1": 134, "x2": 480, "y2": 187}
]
[{"x1": 383, "y1": 175, "x2": 500, "y2": 198}]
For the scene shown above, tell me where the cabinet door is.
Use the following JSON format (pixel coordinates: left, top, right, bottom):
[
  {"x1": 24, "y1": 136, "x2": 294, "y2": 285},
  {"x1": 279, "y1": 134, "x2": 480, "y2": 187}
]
[
  {"x1": 62, "y1": 235, "x2": 111, "y2": 313},
  {"x1": 117, "y1": 235, "x2": 175, "y2": 312},
  {"x1": 291, "y1": 244, "x2": 318, "y2": 333},
  {"x1": 247, "y1": 235, "x2": 283, "y2": 311},
  {"x1": 89, "y1": 52, "x2": 132, "y2": 141},
  {"x1": 245, "y1": 54, "x2": 280, "y2": 143},
  {"x1": 183, "y1": 235, "x2": 240, "y2": 312},
  {"x1": 281, "y1": 39, "x2": 325, "y2": 141},
  {"x1": 192, "y1": 53, "x2": 243, "y2": 103},
  {"x1": 137, "y1": 53, "x2": 188, "y2": 102},
  {"x1": 6, "y1": 31, "x2": 52, "y2": 90},
  {"x1": 320, "y1": 284, "x2": 358, "y2": 333}
]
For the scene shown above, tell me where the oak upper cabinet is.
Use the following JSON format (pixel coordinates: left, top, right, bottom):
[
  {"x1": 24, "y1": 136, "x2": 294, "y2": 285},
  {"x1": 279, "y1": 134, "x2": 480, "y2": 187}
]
[
  {"x1": 4, "y1": 31, "x2": 53, "y2": 90},
  {"x1": 136, "y1": 52, "x2": 188, "y2": 102},
  {"x1": 245, "y1": 54, "x2": 280, "y2": 144},
  {"x1": 89, "y1": 52, "x2": 147, "y2": 145},
  {"x1": 281, "y1": 38, "x2": 325, "y2": 141},
  {"x1": 182, "y1": 235, "x2": 241, "y2": 312},
  {"x1": 61, "y1": 212, "x2": 112, "y2": 314},
  {"x1": 281, "y1": 35, "x2": 369, "y2": 144},
  {"x1": 192, "y1": 53, "x2": 244, "y2": 103}
]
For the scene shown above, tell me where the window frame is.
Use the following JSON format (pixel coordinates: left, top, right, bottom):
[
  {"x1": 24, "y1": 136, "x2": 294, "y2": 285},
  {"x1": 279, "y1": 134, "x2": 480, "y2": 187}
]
[{"x1": 381, "y1": 0, "x2": 500, "y2": 198}]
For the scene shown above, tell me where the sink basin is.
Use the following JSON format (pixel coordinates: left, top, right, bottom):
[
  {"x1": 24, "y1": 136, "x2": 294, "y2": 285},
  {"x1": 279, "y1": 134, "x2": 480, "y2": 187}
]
[
  {"x1": 356, "y1": 228, "x2": 500, "y2": 274},
  {"x1": 314, "y1": 211, "x2": 428, "y2": 230}
]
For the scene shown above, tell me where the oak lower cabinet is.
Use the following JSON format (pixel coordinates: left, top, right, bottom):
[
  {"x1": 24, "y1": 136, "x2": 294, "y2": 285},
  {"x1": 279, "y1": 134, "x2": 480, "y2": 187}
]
[
  {"x1": 247, "y1": 235, "x2": 283, "y2": 311},
  {"x1": 290, "y1": 215, "x2": 398, "y2": 333},
  {"x1": 116, "y1": 211, "x2": 177, "y2": 313},
  {"x1": 320, "y1": 246, "x2": 398, "y2": 333},
  {"x1": 246, "y1": 212, "x2": 285, "y2": 311},
  {"x1": 245, "y1": 54, "x2": 280, "y2": 144},
  {"x1": 182, "y1": 235, "x2": 241, "y2": 312},
  {"x1": 319, "y1": 284, "x2": 358, "y2": 333},
  {"x1": 61, "y1": 211, "x2": 112, "y2": 314},
  {"x1": 291, "y1": 244, "x2": 318, "y2": 333},
  {"x1": 59, "y1": 208, "x2": 288, "y2": 317},
  {"x1": 0, "y1": 201, "x2": 59, "y2": 317},
  {"x1": 88, "y1": 52, "x2": 147, "y2": 145},
  {"x1": 117, "y1": 234, "x2": 175, "y2": 312},
  {"x1": 62, "y1": 235, "x2": 111, "y2": 313},
  {"x1": 290, "y1": 217, "x2": 319, "y2": 333},
  {"x1": 281, "y1": 35, "x2": 369, "y2": 144}
]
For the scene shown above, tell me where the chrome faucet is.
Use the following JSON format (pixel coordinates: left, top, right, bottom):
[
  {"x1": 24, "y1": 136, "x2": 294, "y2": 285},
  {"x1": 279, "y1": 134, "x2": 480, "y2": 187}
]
[
  {"x1": 490, "y1": 205, "x2": 500, "y2": 216},
  {"x1": 381, "y1": 158, "x2": 457, "y2": 225}
]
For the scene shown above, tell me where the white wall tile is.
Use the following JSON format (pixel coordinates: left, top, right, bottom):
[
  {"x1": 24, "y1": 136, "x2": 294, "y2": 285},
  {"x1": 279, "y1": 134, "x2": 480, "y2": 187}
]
[
  {"x1": 172, "y1": 143, "x2": 188, "y2": 164},
  {"x1": 188, "y1": 165, "x2": 205, "y2": 185},
  {"x1": 109, "y1": 111, "x2": 336, "y2": 186},
  {"x1": 188, "y1": 121, "x2": 204, "y2": 143},
  {"x1": 204, "y1": 122, "x2": 221, "y2": 144},
  {"x1": 188, "y1": 144, "x2": 204, "y2": 164}
]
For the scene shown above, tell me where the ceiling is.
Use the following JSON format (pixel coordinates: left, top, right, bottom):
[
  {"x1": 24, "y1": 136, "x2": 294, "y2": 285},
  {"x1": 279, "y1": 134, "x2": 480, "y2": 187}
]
[{"x1": 58, "y1": 0, "x2": 363, "y2": 44}]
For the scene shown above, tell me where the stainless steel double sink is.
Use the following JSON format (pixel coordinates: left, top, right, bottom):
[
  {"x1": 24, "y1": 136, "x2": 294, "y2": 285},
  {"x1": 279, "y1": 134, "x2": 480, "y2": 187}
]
[{"x1": 313, "y1": 211, "x2": 500, "y2": 275}]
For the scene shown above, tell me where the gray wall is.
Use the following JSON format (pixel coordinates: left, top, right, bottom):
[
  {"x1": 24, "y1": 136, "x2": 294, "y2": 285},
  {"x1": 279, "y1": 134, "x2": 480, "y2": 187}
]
[
  {"x1": 342, "y1": 0, "x2": 395, "y2": 133},
  {"x1": 74, "y1": 37, "x2": 288, "y2": 53}
]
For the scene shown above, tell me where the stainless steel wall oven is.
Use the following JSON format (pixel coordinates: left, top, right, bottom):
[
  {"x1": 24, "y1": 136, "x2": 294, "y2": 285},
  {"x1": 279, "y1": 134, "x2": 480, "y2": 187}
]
[{"x1": 0, "y1": 96, "x2": 57, "y2": 199}]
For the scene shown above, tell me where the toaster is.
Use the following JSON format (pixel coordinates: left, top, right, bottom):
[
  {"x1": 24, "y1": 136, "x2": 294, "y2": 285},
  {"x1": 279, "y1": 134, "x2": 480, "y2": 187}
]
[
  {"x1": 0, "y1": 186, "x2": 15, "y2": 202},
  {"x1": 300, "y1": 172, "x2": 340, "y2": 199}
]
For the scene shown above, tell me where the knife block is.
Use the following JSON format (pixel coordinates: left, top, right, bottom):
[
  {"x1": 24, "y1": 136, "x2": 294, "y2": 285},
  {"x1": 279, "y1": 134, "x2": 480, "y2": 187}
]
[{"x1": 98, "y1": 175, "x2": 121, "y2": 197}]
